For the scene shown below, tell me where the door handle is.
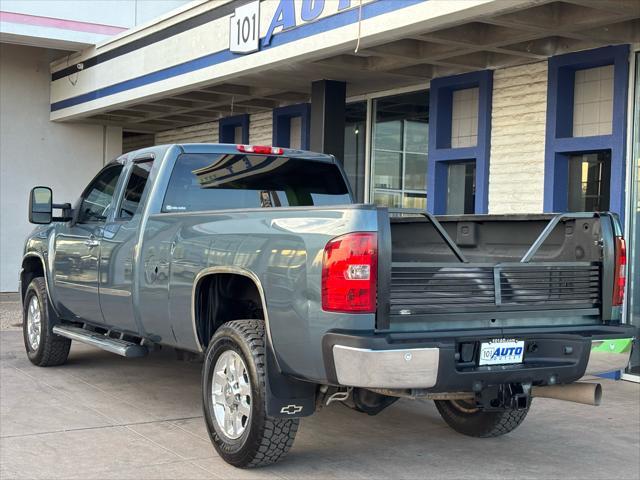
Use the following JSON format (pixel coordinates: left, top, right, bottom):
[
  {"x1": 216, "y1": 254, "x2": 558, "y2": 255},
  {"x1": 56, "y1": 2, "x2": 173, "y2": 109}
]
[{"x1": 85, "y1": 239, "x2": 100, "y2": 248}]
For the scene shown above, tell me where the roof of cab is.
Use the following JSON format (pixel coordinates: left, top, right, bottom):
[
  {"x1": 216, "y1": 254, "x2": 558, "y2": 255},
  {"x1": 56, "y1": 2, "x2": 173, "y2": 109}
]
[{"x1": 117, "y1": 143, "x2": 337, "y2": 165}]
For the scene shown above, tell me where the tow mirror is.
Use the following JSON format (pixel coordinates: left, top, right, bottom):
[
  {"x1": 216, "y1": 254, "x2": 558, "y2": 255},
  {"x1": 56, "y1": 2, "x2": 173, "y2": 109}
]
[
  {"x1": 29, "y1": 187, "x2": 53, "y2": 224},
  {"x1": 28, "y1": 187, "x2": 72, "y2": 224}
]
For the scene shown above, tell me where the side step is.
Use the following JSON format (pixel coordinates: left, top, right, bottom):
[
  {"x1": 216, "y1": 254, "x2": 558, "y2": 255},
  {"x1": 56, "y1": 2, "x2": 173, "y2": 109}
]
[{"x1": 52, "y1": 325, "x2": 148, "y2": 358}]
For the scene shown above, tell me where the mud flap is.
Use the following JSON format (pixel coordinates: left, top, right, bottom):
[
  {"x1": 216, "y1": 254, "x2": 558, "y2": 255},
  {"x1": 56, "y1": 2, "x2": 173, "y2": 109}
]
[{"x1": 265, "y1": 343, "x2": 317, "y2": 418}]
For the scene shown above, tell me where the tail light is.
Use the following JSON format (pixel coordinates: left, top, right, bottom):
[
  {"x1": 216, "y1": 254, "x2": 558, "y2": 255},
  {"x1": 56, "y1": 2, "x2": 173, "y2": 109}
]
[
  {"x1": 613, "y1": 236, "x2": 626, "y2": 306},
  {"x1": 322, "y1": 232, "x2": 377, "y2": 313},
  {"x1": 237, "y1": 144, "x2": 284, "y2": 155}
]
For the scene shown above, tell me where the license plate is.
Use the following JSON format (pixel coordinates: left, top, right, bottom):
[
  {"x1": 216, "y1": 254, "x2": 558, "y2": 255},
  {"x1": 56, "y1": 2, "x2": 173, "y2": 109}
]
[{"x1": 479, "y1": 339, "x2": 525, "y2": 366}]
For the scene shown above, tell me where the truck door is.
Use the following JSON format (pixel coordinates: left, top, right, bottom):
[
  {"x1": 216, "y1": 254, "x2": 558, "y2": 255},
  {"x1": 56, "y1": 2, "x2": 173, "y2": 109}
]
[
  {"x1": 99, "y1": 158, "x2": 154, "y2": 334},
  {"x1": 53, "y1": 163, "x2": 124, "y2": 324}
]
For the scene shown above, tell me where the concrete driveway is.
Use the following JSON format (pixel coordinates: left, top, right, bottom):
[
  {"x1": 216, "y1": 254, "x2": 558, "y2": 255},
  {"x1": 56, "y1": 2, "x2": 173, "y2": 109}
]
[{"x1": 1, "y1": 293, "x2": 639, "y2": 480}]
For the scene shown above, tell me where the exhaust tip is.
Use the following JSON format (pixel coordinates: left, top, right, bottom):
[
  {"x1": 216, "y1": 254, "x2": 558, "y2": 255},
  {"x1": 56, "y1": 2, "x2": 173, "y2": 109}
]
[
  {"x1": 530, "y1": 382, "x2": 603, "y2": 406},
  {"x1": 593, "y1": 383, "x2": 602, "y2": 406}
]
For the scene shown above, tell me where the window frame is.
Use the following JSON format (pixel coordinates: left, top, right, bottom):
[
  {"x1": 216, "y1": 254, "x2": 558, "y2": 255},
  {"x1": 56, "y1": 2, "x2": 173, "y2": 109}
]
[
  {"x1": 272, "y1": 103, "x2": 311, "y2": 149},
  {"x1": 544, "y1": 44, "x2": 629, "y2": 216},
  {"x1": 218, "y1": 114, "x2": 250, "y2": 144},
  {"x1": 427, "y1": 69, "x2": 492, "y2": 215}
]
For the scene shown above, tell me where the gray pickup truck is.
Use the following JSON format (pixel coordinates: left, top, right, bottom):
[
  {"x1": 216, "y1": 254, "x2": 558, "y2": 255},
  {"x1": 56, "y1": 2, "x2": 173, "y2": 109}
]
[{"x1": 21, "y1": 143, "x2": 635, "y2": 468}]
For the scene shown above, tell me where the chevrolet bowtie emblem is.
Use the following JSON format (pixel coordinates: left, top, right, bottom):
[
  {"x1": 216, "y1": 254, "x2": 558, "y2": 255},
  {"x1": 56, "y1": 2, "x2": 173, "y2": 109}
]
[{"x1": 280, "y1": 404, "x2": 303, "y2": 415}]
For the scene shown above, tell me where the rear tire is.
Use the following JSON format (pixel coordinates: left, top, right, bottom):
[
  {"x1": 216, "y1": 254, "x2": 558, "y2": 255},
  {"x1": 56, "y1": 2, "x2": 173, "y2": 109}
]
[
  {"x1": 23, "y1": 277, "x2": 71, "y2": 367},
  {"x1": 434, "y1": 399, "x2": 529, "y2": 438},
  {"x1": 202, "y1": 320, "x2": 298, "y2": 468}
]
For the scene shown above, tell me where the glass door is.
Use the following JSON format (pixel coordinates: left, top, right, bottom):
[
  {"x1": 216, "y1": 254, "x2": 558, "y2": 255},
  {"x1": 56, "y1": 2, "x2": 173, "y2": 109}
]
[
  {"x1": 625, "y1": 51, "x2": 639, "y2": 377},
  {"x1": 343, "y1": 102, "x2": 367, "y2": 202}
]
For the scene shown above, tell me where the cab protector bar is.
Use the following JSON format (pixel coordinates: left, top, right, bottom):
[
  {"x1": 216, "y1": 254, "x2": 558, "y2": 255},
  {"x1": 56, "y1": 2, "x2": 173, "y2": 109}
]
[{"x1": 388, "y1": 209, "x2": 469, "y2": 263}]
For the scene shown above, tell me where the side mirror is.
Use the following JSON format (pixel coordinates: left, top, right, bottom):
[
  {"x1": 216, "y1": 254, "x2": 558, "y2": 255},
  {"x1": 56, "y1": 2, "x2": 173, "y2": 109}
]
[
  {"x1": 28, "y1": 187, "x2": 72, "y2": 224},
  {"x1": 29, "y1": 186, "x2": 53, "y2": 224}
]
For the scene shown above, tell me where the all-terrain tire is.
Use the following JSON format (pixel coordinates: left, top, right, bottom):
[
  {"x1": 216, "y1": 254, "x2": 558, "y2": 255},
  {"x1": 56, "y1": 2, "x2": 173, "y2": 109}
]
[
  {"x1": 434, "y1": 399, "x2": 530, "y2": 438},
  {"x1": 202, "y1": 320, "x2": 299, "y2": 468},
  {"x1": 23, "y1": 277, "x2": 71, "y2": 367}
]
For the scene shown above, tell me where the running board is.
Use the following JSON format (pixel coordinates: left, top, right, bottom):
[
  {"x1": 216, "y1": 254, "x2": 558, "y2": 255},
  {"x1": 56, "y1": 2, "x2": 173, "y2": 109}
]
[{"x1": 52, "y1": 325, "x2": 148, "y2": 357}]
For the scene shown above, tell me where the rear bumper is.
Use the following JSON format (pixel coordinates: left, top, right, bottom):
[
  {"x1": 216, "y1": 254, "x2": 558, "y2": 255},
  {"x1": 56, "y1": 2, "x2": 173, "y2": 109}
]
[
  {"x1": 332, "y1": 345, "x2": 440, "y2": 389},
  {"x1": 323, "y1": 325, "x2": 636, "y2": 391},
  {"x1": 584, "y1": 338, "x2": 634, "y2": 376}
]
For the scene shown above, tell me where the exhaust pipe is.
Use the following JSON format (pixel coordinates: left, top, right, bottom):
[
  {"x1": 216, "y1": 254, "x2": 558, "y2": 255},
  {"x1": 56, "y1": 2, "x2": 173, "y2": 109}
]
[{"x1": 531, "y1": 382, "x2": 602, "y2": 406}]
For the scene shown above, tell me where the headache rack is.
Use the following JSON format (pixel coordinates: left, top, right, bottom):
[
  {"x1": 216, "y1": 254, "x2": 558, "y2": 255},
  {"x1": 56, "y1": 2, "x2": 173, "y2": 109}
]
[{"x1": 378, "y1": 210, "x2": 616, "y2": 330}]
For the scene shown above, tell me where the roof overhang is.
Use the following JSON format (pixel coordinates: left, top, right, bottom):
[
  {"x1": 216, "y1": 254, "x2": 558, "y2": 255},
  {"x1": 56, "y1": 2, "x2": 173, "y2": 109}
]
[{"x1": 48, "y1": 0, "x2": 640, "y2": 133}]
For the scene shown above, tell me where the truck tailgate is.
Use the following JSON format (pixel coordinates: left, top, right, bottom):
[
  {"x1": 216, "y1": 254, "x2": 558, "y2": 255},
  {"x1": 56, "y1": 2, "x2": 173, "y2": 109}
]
[{"x1": 378, "y1": 211, "x2": 617, "y2": 331}]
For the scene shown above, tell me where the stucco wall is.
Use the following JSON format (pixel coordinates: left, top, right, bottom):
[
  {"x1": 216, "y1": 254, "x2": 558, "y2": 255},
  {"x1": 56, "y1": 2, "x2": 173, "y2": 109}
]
[
  {"x1": 0, "y1": 43, "x2": 122, "y2": 292},
  {"x1": 154, "y1": 111, "x2": 275, "y2": 147},
  {"x1": 488, "y1": 61, "x2": 548, "y2": 213}
]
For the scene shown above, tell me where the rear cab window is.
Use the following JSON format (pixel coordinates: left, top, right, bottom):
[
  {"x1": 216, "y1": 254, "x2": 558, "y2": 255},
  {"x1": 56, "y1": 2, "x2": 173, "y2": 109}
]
[{"x1": 162, "y1": 153, "x2": 352, "y2": 212}]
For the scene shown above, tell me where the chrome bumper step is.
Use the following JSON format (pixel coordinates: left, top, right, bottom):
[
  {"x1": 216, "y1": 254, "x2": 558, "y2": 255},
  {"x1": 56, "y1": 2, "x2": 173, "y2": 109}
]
[{"x1": 52, "y1": 325, "x2": 148, "y2": 358}]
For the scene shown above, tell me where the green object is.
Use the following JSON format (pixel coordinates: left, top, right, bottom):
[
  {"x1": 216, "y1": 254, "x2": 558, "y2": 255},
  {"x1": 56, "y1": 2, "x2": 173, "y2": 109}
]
[{"x1": 591, "y1": 338, "x2": 633, "y2": 354}]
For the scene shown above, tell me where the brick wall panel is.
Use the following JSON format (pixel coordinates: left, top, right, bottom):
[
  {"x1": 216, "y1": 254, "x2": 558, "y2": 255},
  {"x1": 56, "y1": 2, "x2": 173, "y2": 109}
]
[
  {"x1": 155, "y1": 121, "x2": 218, "y2": 145},
  {"x1": 489, "y1": 61, "x2": 548, "y2": 214}
]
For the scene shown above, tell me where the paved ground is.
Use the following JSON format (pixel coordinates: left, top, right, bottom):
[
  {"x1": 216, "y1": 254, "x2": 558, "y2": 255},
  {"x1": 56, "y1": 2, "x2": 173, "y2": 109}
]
[
  {"x1": 0, "y1": 294, "x2": 22, "y2": 331},
  {"x1": 1, "y1": 296, "x2": 639, "y2": 480}
]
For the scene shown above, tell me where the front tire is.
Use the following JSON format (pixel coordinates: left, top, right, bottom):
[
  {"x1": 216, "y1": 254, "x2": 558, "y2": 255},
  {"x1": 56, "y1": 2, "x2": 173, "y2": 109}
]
[
  {"x1": 434, "y1": 399, "x2": 530, "y2": 438},
  {"x1": 23, "y1": 277, "x2": 71, "y2": 367},
  {"x1": 202, "y1": 320, "x2": 298, "y2": 468}
]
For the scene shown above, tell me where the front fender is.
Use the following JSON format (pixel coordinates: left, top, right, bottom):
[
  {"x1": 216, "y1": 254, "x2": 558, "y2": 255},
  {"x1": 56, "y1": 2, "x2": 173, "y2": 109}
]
[{"x1": 21, "y1": 225, "x2": 57, "y2": 309}]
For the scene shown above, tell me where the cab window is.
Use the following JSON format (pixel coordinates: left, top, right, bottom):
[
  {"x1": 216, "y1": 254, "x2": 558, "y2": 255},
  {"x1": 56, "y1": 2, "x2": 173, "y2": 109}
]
[
  {"x1": 162, "y1": 153, "x2": 351, "y2": 212},
  {"x1": 78, "y1": 165, "x2": 123, "y2": 223},
  {"x1": 118, "y1": 160, "x2": 154, "y2": 219}
]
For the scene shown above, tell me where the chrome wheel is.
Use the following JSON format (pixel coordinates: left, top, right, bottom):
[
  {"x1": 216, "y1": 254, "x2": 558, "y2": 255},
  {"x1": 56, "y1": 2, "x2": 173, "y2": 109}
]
[
  {"x1": 211, "y1": 350, "x2": 252, "y2": 440},
  {"x1": 26, "y1": 296, "x2": 42, "y2": 351}
]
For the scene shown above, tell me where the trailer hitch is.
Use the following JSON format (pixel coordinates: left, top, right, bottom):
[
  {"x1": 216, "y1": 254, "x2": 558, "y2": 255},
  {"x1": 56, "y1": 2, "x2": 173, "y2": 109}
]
[{"x1": 478, "y1": 384, "x2": 531, "y2": 411}]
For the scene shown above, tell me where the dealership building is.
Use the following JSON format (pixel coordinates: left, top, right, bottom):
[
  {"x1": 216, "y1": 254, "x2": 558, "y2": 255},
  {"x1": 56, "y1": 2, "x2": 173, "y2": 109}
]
[{"x1": 1, "y1": 0, "x2": 639, "y2": 378}]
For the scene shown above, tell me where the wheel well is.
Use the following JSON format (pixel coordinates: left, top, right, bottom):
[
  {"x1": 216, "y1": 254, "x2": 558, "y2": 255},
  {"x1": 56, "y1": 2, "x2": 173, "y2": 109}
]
[
  {"x1": 21, "y1": 256, "x2": 45, "y2": 302},
  {"x1": 194, "y1": 273, "x2": 264, "y2": 349}
]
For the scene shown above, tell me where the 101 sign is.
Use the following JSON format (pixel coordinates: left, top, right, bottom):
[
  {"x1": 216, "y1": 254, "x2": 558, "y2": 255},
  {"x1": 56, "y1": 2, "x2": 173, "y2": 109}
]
[{"x1": 230, "y1": 1, "x2": 260, "y2": 54}]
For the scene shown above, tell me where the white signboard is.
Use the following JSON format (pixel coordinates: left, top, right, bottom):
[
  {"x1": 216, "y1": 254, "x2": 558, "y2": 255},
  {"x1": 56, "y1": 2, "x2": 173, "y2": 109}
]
[{"x1": 230, "y1": 1, "x2": 260, "y2": 54}]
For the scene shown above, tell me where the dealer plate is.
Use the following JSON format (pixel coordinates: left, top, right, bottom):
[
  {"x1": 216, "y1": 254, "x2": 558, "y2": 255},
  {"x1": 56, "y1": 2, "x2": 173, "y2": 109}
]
[{"x1": 479, "y1": 339, "x2": 525, "y2": 366}]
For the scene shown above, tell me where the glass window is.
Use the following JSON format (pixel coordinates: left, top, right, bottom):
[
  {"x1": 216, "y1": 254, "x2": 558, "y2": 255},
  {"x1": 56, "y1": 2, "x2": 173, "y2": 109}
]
[
  {"x1": 371, "y1": 90, "x2": 428, "y2": 210},
  {"x1": 567, "y1": 151, "x2": 611, "y2": 211},
  {"x1": 372, "y1": 151, "x2": 402, "y2": 190},
  {"x1": 343, "y1": 102, "x2": 366, "y2": 202},
  {"x1": 573, "y1": 65, "x2": 614, "y2": 137},
  {"x1": 289, "y1": 116, "x2": 302, "y2": 149},
  {"x1": 162, "y1": 153, "x2": 351, "y2": 212},
  {"x1": 451, "y1": 87, "x2": 479, "y2": 148},
  {"x1": 78, "y1": 165, "x2": 123, "y2": 223},
  {"x1": 373, "y1": 191, "x2": 401, "y2": 208},
  {"x1": 447, "y1": 161, "x2": 476, "y2": 214},
  {"x1": 233, "y1": 126, "x2": 243, "y2": 144},
  {"x1": 119, "y1": 161, "x2": 153, "y2": 219}
]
